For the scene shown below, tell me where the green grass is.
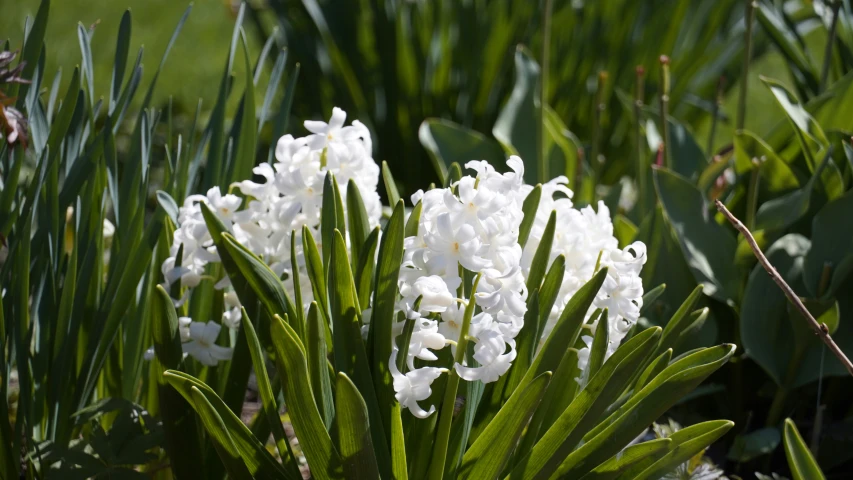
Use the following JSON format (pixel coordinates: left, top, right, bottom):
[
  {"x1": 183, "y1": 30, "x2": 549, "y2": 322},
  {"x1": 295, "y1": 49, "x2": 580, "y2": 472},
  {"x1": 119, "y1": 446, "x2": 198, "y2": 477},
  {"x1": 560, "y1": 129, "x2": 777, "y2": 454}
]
[{"x1": 1, "y1": 0, "x2": 265, "y2": 115}]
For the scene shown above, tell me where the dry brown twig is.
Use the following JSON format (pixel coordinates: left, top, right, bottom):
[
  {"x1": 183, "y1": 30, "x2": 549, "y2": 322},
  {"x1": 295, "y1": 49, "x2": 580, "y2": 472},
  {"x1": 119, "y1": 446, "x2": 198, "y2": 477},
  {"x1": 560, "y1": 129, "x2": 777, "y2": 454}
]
[{"x1": 714, "y1": 199, "x2": 853, "y2": 378}]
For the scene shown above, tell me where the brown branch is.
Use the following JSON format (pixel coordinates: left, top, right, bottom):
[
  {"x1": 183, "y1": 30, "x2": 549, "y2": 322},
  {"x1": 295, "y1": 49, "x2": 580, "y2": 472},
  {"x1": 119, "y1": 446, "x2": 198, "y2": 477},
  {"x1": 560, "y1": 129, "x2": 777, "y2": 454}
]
[{"x1": 715, "y1": 199, "x2": 853, "y2": 378}]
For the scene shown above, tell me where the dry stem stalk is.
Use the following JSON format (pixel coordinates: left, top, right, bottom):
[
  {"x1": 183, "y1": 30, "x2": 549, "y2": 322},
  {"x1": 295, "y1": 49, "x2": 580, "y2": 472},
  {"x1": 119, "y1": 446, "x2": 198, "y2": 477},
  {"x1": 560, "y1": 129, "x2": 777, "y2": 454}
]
[{"x1": 714, "y1": 199, "x2": 853, "y2": 377}]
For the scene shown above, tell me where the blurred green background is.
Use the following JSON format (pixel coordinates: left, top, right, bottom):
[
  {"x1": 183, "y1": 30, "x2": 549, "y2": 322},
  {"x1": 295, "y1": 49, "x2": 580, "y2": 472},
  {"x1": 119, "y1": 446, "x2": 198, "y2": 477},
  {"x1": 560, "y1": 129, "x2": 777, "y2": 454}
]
[{"x1": 3, "y1": 0, "x2": 817, "y2": 196}]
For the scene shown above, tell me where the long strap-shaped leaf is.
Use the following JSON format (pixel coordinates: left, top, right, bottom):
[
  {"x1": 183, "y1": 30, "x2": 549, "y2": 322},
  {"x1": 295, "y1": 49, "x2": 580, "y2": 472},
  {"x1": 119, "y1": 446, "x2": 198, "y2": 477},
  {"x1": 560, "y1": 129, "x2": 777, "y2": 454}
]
[
  {"x1": 307, "y1": 301, "x2": 334, "y2": 430},
  {"x1": 151, "y1": 285, "x2": 204, "y2": 479},
  {"x1": 269, "y1": 314, "x2": 342, "y2": 479},
  {"x1": 579, "y1": 438, "x2": 671, "y2": 480},
  {"x1": 631, "y1": 420, "x2": 734, "y2": 480},
  {"x1": 329, "y1": 229, "x2": 393, "y2": 477},
  {"x1": 508, "y1": 326, "x2": 661, "y2": 480},
  {"x1": 553, "y1": 345, "x2": 736, "y2": 478},
  {"x1": 188, "y1": 386, "x2": 253, "y2": 480},
  {"x1": 460, "y1": 372, "x2": 551, "y2": 479},
  {"x1": 370, "y1": 200, "x2": 405, "y2": 446},
  {"x1": 240, "y1": 309, "x2": 302, "y2": 479},
  {"x1": 163, "y1": 370, "x2": 291, "y2": 480},
  {"x1": 336, "y1": 373, "x2": 381, "y2": 478},
  {"x1": 783, "y1": 418, "x2": 826, "y2": 480}
]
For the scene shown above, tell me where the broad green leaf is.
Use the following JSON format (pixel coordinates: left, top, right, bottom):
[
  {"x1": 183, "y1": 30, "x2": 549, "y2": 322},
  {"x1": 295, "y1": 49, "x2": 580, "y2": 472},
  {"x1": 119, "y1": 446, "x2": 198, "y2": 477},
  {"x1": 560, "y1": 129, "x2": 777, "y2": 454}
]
[
  {"x1": 188, "y1": 387, "x2": 252, "y2": 480},
  {"x1": 614, "y1": 215, "x2": 638, "y2": 248},
  {"x1": 579, "y1": 438, "x2": 671, "y2": 480},
  {"x1": 240, "y1": 311, "x2": 302, "y2": 479},
  {"x1": 754, "y1": 152, "x2": 832, "y2": 232},
  {"x1": 164, "y1": 371, "x2": 290, "y2": 480},
  {"x1": 727, "y1": 427, "x2": 781, "y2": 462},
  {"x1": 783, "y1": 418, "x2": 826, "y2": 480},
  {"x1": 634, "y1": 420, "x2": 735, "y2": 480},
  {"x1": 459, "y1": 372, "x2": 551, "y2": 479},
  {"x1": 644, "y1": 109, "x2": 708, "y2": 180},
  {"x1": 329, "y1": 230, "x2": 392, "y2": 477},
  {"x1": 518, "y1": 185, "x2": 541, "y2": 249},
  {"x1": 555, "y1": 345, "x2": 736, "y2": 478},
  {"x1": 268, "y1": 315, "x2": 341, "y2": 479},
  {"x1": 803, "y1": 190, "x2": 853, "y2": 298},
  {"x1": 419, "y1": 118, "x2": 505, "y2": 182},
  {"x1": 733, "y1": 130, "x2": 800, "y2": 194},
  {"x1": 653, "y1": 167, "x2": 739, "y2": 303},
  {"x1": 510, "y1": 326, "x2": 661, "y2": 480},
  {"x1": 369, "y1": 201, "x2": 405, "y2": 444},
  {"x1": 741, "y1": 234, "x2": 853, "y2": 387},
  {"x1": 335, "y1": 373, "x2": 380, "y2": 479},
  {"x1": 493, "y1": 46, "x2": 541, "y2": 184}
]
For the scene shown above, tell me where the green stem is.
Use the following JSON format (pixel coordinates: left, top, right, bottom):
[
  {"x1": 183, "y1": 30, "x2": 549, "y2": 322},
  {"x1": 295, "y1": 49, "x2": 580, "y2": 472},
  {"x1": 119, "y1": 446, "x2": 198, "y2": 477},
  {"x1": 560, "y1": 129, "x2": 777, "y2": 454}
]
[
  {"x1": 745, "y1": 162, "x2": 761, "y2": 230},
  {"x1": 738, "y1": 0, "x2": 756, "y2": 130},
  {"x1": 539, "y1": 0, "x2": 554, "y2": 184},
  {"x1": 658, "y1": 56, "x2": 671, "y2": 169},
  {"x1": 766, "y1": 346, "x2": 806, "y2": 427},
  {"x1": 821, "y1": 1, "x2": 842, "y2": 90},
  {"x1": 634, "y1": 66, "x2": 647, "y2": 210},
  {"x1": 427, "y1": 274, "x2": 482, "y2": 480},
  {"x1": 707, "y1": 76, "x2": 725, "y2": 158}
]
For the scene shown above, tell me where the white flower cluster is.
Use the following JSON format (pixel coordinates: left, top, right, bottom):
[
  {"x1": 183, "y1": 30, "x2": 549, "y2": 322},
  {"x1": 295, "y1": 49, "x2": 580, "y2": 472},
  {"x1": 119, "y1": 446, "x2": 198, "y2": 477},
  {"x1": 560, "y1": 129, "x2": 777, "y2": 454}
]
[
  {"x1": 156, "y1": 108, "x2": 382, "y2": 366},
  {"x1": 391, "y1": 158, "x2": 528, "y2": 418},
  {"x1": 521, "y1": 175, "x2": 646, "y2": 384}
]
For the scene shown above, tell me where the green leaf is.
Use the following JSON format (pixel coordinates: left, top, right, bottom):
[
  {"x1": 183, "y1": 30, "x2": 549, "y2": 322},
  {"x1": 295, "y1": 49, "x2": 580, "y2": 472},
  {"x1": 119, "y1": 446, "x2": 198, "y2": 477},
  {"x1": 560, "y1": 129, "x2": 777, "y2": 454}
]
[
  {"x1": 335, "y1": 373, "x2": 381, "y2": 479},
  {"x1": 784, "y1": 418, "x2": 826, "y2": 480},
  {"x1": 555, "y1": 345, "x2": 736, "y2": 478},
  {"x1": 656, "y1": 285, "x2": 705, "y2": 356},
  {"x1": 390, "y1": 403, "x2": 408, "y2": 480},
  {"x1": 355, "y1": 227, "x2": 379, "y2": 310},
  {"x1": 733, "y1": 130, "x2": 800, "y2": 194},
  {"x1": 329, "y1": 230, "x2": 392, "y2": 477},
  {"x1": 518, "y1": 185, "x2": 541, "y2": 249},
  {"x1": 756, "y1": 6, "x2": 819, "y2": 94},
  {"x1": 614, "y1": 215, "x2": 638, "y2": 248},
  {"x1": 382, "y1": 160, "x2": 402, "y2": 207},
  {"x1": 307, "y1": 302, "x2": 334, "y2": 430},
  {"x1": 164, "y1": 371, "x2": 290, "y2": 480},
  {"x1": 754, "y1": 152, "x2": 832, "y2": 232},
  {"x1": 149, "y1": 286, "x2": 204, "y2": 480},
  {"x1": 579, "y1": 438, "x2": 671, "y2": 480},
  {"x1": 109, "y1": 9, "x2": 132, "y2": 113},
  {"x1": 220, "y1": 232, "x2": 298, "y2": 333},
  {"x1": 635, "y1": 349, "x2": 672, "y2": 390},
  {"x1": 634, "y1": 420, "x2": 735, "y2": 480},
  {"x1": 727, "y1": 427, "x2": 781, "y2": 462},
  {"x1": 229, "y1": 31, "x2": 258, "y2": 182},
  {"x1": 653, "y1": 167, "x2": 739, "y2": 303},
  {"x1": 187, "y1": 386, "x2": 253, "y2": 480},
  {"x1": 14, "y1": 0, "x2": 49, "y2": 104},
  {"x1": 321, "y1": 172, "x2": 345, "y2": 270},
  {"x1": 510, "y1": 326, "x2": 662, "y2": 480},
  {"x1": 346, "y1": 179, "x2": 371, "y2": 271},
  {"x1": 493, "y1": 46, "x2": 541, "y2": 184},
  {"x1": 302, "y1": 225, "x2": 330, "y2": 324},
  {"x1": 459, "y1": 372, "x2": 551, "y2": 479},
  {"x1": 268, "y1": 315, "x2": 342, "y2": 479},
  {"x1": 587, "y1": 309, "x2": 610, "y2": 381},
  {"x1": 419, "y1": 118, "x2": 505, "y2": 181},
  {"x1": 803, "y1": 190, "x2": 853, "y2": 298},
  {"x1": 526, "y1": 210, "x2": 556, "y2": 292},
  {"x1": 405, "y1": 200, "x2": 422, "y2": 238},
  {"x1": 741, "y1": 234, "x2": 852, "y2": 387},
  {"x1": 240, "y1": 310, "x2": 302, "y2": 479},
  {"x1": 369, "y1": 201, "x2": 405, "y2": 444}
]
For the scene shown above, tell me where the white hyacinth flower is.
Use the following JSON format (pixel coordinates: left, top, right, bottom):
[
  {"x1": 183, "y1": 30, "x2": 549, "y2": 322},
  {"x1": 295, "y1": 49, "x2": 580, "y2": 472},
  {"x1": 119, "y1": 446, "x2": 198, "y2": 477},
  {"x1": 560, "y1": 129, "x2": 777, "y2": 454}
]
[{"x1": 182, "y1": 321, "x2": 233, "y2": 367}]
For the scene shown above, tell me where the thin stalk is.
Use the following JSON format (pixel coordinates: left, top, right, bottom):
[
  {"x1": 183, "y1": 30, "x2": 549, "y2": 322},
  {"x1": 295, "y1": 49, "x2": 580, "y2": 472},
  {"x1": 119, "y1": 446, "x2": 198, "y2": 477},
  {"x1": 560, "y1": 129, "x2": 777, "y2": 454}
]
[
  {"x1": 658, "y1": 56, "x2": 671, "y2": 169},
  {"x1": 539, "y1": 0, "x2": 554, "y2": 184},
  {"x1": 427, "y1": 274, "x2": 482, "y2": 480},
  {"x1": 745, "y1": 159, "x2": 761, "y2": 230},
  {"x1": 591, "y1": 71, "x2": 608, "y2": 175},
  {"x1": 707, "y1": 76, "x2": 725, "y2": 158},
  {"x1": 821, "y1": 1, "x2": 842, "y2": 90},
  {"x1": 738, "y1": 0, "x2": 756, "y2": 130},
  {"x1": 634, "y1": 66, "x2": 646, "y2": 209},
  {"x1": 717, "y1": 199, "x2": 853, "y2": 378}
]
